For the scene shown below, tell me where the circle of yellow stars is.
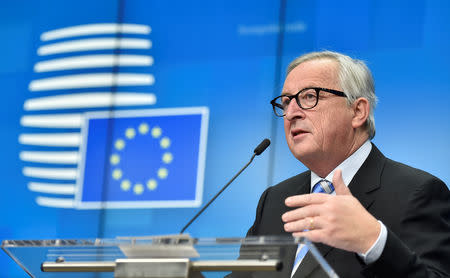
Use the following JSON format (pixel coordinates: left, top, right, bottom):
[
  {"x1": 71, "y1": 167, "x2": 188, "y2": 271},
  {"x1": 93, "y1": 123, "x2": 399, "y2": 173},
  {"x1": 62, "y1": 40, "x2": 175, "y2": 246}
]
[{"x1": 110, "y1": 122, "x2": 173, "y2": 195}]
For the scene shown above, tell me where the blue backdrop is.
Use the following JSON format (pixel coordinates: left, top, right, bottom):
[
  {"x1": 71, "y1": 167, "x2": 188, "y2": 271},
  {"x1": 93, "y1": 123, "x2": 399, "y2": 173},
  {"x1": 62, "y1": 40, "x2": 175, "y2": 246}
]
[{"x1": 1, "y1": 0, "x2": 449, "y2": 277}]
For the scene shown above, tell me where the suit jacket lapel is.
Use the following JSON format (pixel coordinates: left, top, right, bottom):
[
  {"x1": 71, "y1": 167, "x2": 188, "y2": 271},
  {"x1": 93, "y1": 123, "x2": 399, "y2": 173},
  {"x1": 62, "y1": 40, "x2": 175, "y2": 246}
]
[
  {"x1": 347, "y1": 144, "x2": 384, "y2": 210},
  {"x1": 294, "y1": 144, "x2": 385, "y2": 278},
  {"x1": 294, "y1": 172, "x2": 312, "y2": 196}
]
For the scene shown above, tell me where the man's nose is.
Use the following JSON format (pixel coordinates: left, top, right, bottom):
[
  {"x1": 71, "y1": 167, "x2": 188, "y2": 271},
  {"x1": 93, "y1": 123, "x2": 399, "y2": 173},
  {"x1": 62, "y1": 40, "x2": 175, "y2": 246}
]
[{"x1": 284, "y1": 99, "x2": 304, "y2": 121}]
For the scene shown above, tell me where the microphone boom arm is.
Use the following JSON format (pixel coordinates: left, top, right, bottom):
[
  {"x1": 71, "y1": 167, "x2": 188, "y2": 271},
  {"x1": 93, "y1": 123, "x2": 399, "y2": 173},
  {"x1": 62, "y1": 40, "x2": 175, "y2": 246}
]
[{"x1": 179, "y1": 153, "x2": 257, "y2": 234}]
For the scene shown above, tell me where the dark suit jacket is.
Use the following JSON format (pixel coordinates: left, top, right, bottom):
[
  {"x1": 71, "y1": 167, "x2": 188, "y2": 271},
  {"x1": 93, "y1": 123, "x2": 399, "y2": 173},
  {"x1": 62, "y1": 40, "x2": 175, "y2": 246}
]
[{"x1": 245, "y1": 144, "x2": 450, "y2": 277}]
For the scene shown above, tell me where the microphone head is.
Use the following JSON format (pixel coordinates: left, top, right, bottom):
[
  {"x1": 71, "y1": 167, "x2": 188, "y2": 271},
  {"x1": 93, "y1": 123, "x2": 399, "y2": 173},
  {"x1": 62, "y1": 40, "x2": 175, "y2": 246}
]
[{"x1": 254, "y1": 138, "x2": 271, "y2": 155}]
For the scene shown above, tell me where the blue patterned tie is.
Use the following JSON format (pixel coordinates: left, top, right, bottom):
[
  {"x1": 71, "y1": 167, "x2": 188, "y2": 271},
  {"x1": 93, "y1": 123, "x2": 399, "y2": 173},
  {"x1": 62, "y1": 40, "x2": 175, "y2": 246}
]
[{"x1": 291, "y1": 179, "x2": 335, "y2": 277}]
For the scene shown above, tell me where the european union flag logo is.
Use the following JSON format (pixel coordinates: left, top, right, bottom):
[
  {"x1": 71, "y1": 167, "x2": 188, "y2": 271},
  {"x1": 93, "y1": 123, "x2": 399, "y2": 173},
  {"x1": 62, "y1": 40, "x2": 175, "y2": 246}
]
[{"x1": 75, "y1": 107, "x2": 209, "y2": 208}]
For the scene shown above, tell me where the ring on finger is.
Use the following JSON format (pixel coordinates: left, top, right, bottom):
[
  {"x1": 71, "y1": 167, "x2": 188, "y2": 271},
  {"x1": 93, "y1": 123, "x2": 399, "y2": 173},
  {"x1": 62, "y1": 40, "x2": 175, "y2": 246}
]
[{"x1": 309, "y1": 217, "x2": 315, "y2": 230}]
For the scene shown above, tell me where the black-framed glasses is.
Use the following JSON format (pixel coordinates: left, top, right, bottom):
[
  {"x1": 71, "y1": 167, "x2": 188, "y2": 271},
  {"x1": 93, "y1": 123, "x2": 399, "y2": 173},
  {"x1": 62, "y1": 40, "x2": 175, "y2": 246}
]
[{"x1": 270, "y1": 87, "x2": 347, "y2": 117}]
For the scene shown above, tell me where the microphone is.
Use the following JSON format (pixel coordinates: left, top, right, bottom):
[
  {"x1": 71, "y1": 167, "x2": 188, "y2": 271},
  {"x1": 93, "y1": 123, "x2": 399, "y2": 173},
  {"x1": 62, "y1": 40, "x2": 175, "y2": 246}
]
[
  {"x1": 180, "y1": 138, "x2": 271, "y2": 234},
  {"x1": 254, "y1": 138, "x2": 271, "y2": 155}
]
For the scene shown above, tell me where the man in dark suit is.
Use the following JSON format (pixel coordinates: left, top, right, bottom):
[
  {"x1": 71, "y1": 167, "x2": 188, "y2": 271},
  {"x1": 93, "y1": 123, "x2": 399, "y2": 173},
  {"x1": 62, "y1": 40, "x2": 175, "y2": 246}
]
[{"x1": 246, "y1": 51, "x2": 450, "y2": 277}]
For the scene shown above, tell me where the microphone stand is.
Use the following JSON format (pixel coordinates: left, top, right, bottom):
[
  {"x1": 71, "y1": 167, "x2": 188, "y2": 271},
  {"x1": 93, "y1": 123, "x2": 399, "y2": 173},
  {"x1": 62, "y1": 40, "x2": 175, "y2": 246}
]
[{"x1": 180, "y1": 153, "x2": 257, "y2": 234}]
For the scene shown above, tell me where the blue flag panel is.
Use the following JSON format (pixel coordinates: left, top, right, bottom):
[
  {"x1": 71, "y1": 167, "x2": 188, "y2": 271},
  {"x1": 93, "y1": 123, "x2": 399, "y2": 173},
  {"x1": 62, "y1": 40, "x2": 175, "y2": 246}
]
[{"x1": 76, "y1": 107, "x2": 208, "y2": 208}]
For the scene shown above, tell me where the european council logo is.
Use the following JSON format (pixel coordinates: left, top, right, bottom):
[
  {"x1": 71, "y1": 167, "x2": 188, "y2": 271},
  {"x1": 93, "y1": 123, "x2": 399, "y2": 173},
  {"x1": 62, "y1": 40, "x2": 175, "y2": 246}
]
[
  {"x1": 19, "y1": 23, "x2": 209, "y2": 209},
  {"x1": 76, "y1": 107, "x2": 209, "y2": 209}
]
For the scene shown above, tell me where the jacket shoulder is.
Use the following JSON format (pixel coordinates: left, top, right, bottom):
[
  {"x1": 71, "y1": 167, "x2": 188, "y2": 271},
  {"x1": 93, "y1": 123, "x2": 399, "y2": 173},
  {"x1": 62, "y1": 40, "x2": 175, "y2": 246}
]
[
  {"x1": 383, "y1": 157, "x2": 447, "y2": 188},
  {"x1": 268, "y1": 170, "x2": 311, "y2": 195}
]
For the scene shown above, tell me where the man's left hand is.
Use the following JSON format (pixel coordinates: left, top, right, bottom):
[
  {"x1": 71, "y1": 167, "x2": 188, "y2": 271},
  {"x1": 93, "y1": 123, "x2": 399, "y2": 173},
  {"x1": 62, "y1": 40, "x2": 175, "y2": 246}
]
[{"x1": 282, "y1": 169, "x2": 380, "y2": 254}]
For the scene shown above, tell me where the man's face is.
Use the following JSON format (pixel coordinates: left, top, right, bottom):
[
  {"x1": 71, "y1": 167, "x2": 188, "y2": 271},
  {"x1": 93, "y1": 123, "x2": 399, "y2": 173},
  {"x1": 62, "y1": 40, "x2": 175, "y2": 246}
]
[{"x1": 282, "y1": 59, "x2": 355, "y2": 169}]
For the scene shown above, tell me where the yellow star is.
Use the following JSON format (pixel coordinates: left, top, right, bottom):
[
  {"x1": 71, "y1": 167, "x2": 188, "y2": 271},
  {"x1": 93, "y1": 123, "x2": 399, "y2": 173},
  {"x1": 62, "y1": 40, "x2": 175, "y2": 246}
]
[
  {"x1": 147, "y1": 179, "x2": 157, "y2": 190},
  {"x1": 139, "y1": 123, "x2": 149, "y2": 134},
  {"x1": 115, "y1": 139, "x2": 125, "y2": 150},
  {"x1": 160, "y1": 137, "x2": 171, "y2": 149},
  {"x1": 158, "y1": 168, "x2": 168, "y2": 179},
  {"x1": 162, "y1": 152, "x2": 173, "y2": 164},
  {"x1": 134, "y1": 183, "x2": 144, "y2": 195},
  {"x1": 121, "y1": 180, "x2": 131, "y2": 191},
  {"x1": 110, "y1": 154, "x2": 120, "y2": 165},
  {"x1": 151, "y1": 126, "x2": 162, "y2": 138},
  {"x1": 112, "y1": 169, "x2": 122, "y2": 180},
  {"x1": 125, "y1": 127, "x2": 136, "y2": 139}
]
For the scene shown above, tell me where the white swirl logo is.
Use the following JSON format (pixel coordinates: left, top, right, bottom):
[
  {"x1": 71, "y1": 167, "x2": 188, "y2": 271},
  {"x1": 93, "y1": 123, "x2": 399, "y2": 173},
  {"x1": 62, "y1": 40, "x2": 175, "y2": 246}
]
[{"x1": 19, "y1": 23, "x2": 156, "y2": 208}]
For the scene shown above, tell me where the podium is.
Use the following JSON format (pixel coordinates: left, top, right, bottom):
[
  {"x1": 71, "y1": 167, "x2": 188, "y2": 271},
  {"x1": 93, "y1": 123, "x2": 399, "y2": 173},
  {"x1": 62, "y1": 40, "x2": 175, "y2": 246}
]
[{"x1": 2, "y1": 235, "x2": 338, "y2": 278}]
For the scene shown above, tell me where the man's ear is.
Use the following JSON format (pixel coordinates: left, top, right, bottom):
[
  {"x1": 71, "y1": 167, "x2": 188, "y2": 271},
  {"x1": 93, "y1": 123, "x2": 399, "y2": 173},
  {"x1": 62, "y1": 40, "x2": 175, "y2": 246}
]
[{"x1": 351, "y1": 97, "x2": 370, "y2": 129}]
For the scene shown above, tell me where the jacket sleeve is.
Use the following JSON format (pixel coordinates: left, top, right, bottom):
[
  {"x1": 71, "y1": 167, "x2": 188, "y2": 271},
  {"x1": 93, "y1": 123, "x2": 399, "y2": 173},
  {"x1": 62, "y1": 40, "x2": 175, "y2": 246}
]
[{"x1": 362, "y1": 177, "x2": 450, "y2": 277}]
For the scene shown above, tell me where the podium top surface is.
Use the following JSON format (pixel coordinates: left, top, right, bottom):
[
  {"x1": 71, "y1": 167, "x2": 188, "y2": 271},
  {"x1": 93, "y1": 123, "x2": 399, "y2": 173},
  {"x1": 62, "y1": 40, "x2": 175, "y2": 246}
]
[{"x1": 2, "y1": 235, "x2": 317, "y2": 278}]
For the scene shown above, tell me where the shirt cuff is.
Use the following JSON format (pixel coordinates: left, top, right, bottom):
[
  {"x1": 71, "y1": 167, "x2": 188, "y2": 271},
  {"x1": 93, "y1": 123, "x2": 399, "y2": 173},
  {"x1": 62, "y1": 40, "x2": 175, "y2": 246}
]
[{"x1": 357, "y1": 220, "x2": 387, "y2": 264}]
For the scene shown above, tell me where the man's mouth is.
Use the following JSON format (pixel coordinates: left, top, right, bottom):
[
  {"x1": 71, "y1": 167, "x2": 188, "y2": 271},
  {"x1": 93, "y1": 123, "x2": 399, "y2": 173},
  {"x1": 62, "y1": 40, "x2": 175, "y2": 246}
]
[{"x1": 291, "y1": 128, "x2": 308, "y2": 138}]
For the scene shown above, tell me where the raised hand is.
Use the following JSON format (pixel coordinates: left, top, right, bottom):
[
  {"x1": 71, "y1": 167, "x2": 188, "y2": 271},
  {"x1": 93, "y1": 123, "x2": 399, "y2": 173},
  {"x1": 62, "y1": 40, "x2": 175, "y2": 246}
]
[{"x1": 282, "y1": 169, "x2": 380, "y2": 253}]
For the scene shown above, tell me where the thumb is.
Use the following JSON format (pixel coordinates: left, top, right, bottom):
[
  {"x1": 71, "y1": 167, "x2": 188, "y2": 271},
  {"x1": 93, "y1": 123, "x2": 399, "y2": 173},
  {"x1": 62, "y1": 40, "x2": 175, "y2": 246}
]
[{"x1": 332, "y1": 169, "x2": 351, "y2": 196}]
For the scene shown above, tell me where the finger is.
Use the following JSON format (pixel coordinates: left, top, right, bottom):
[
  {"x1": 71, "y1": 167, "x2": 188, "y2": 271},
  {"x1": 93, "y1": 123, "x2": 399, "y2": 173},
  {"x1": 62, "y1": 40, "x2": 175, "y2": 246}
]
[
  {"x1": 285, "y1": 193, "x2": 329, "y2": 207},
  {"x1": 282, "y1": 204, "x2": 322, "y2": 222},
  {"x1": 284, "y1": 217, "x2": 320, "y2": 233},
  {"x1": 292, "y1": 229, "x2": 323, "y2": 243},
  {"x1": 333, "y1": 169, "x2": 351, "y2": 196}
]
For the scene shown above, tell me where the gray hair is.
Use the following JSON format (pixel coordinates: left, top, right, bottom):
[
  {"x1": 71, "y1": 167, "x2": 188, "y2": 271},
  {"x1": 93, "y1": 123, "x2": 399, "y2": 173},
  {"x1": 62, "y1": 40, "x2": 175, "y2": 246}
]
[{"x1": 287, "y1": 51, "x2": 377, "y2": 139}]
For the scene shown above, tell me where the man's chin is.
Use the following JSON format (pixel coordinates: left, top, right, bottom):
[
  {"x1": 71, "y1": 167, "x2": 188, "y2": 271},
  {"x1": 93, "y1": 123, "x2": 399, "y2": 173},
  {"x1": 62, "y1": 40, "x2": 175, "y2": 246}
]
[{"x1": 289, "y1": 146, "x2": 317, "y2": 163}]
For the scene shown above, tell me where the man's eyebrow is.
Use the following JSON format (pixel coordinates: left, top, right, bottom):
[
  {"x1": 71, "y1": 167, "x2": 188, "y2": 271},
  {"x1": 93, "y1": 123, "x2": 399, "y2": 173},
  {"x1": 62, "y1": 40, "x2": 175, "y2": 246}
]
[
  {"x1": 281, "y1": 87, "x2": 308, "y2": 96},
  {"x1": 280, "y1": 90, "x2": 296, "y2": 96}
]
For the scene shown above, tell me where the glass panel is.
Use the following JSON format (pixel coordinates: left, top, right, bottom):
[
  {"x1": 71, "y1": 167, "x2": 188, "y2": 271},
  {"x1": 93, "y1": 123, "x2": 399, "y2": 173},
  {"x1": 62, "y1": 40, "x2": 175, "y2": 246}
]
[{"x1": 2, "y1": 236, "x2": 338, "y2": 278}]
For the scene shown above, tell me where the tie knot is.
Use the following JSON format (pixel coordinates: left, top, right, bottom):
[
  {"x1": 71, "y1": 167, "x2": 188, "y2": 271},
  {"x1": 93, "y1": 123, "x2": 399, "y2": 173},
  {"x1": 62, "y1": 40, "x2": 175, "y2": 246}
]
[{"x1": 312, "y1": 179, "x2": 335, "y2": 194}]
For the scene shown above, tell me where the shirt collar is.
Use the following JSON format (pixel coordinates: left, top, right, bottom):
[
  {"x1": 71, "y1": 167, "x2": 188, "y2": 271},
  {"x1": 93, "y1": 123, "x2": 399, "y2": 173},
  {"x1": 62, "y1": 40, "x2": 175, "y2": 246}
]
[{"x1": 310, "y1": 140, "x2": 372, "y2": 192}]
